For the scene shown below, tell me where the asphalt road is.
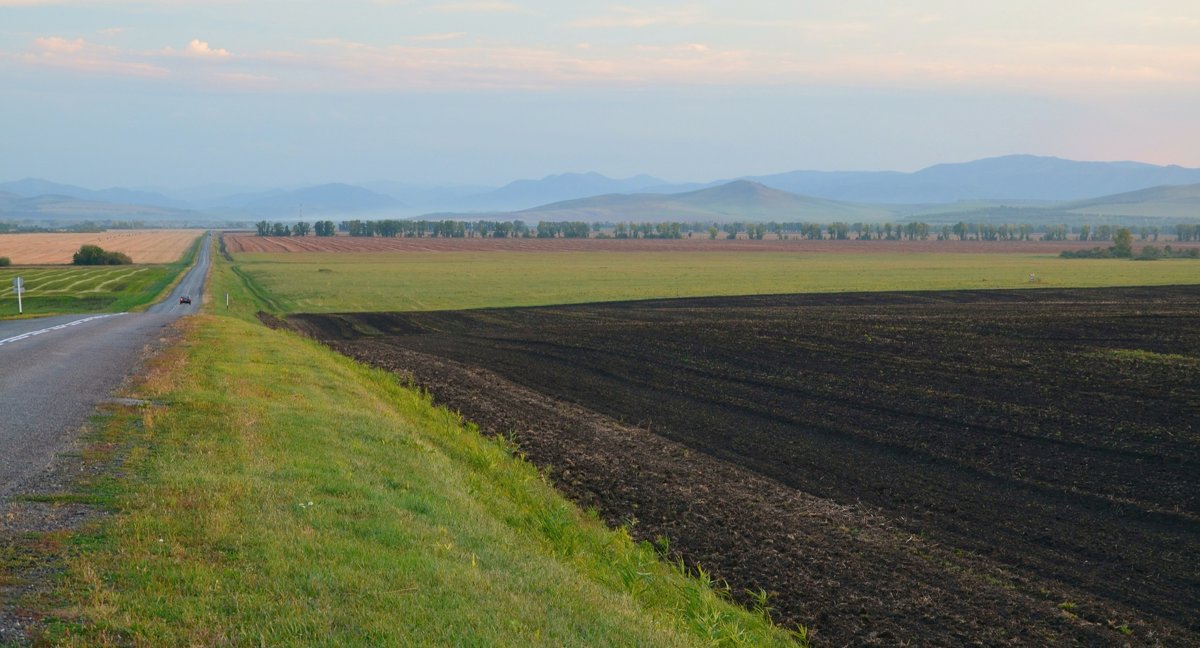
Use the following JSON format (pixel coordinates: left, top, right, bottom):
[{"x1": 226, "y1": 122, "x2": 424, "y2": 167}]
[{"x1": 0, "y1": 232, "x2": 211, "y2": 498}]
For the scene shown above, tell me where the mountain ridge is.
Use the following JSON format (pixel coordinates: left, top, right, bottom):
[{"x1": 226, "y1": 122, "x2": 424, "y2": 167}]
[{"x1": 4, "y1": 156, "x2": 1200, "y2": 223}]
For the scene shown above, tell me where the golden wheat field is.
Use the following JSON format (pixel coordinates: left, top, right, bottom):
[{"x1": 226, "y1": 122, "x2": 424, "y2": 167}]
[{"x1": 0, "y1": 230, "x2": 201, "y2": 264}]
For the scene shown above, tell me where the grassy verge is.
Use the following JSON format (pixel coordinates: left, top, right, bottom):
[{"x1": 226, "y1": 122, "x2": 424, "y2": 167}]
[
  {"x1": 231, "y1": 250, "x2": 1200, "y2": 313},
  {"x1": 26, "y1": 240, "x2": 802, "y2": 646}
]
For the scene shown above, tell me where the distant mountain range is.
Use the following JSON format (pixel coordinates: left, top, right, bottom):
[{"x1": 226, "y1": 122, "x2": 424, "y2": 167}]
[
  {"x1": 3, "y1": 156, "x2": 1199, "y2": 224},
  {"x1": 738, "y1": 156, "x2": 1200, "y2": 204},
  {"x1": 205, "y1": 183, "x2": 403, "y2": 217},
  {"x1": 431, "y1": 181, "x2": 1200, "y2": 225},
  {"x1": 493, "y1": 181, "x2": 893, "y2": 223},
  {"x1": 0, "y1": 178, "x2": 186, "y2": 209},
  {"x1": 0, "y1": 190, "x2": 197, "y2": 221}
]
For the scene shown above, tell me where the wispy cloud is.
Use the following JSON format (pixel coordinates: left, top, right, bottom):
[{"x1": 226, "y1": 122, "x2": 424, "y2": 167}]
[
  {"x1": 571, "y1": 6, "x2": 705, "y2": 29},
  {"x1": 34, "y1": 36, "x2": 85, "y2": 54},
  {"x1": 411, "y1": 32, "x2": 468, "y2": 42},
  {"x1": 430, "y1": 1, "x2": 530, "y2": 14},
  {"x1": 8, "y1": 18, "x2": 1199, "y2": 96},
  {"x1": 20, "y1": 36, "x2": 168, "y2": 77}
]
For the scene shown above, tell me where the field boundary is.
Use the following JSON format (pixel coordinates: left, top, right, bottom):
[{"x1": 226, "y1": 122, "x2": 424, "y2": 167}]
[{"x1": 228, "y1": 262, "x2": 279, "y2": 313}]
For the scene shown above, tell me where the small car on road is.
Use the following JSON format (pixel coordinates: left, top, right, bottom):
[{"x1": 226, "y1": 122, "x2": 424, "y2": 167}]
[{"x1": 179, "y1": 295, "x2": 192, "y2": 304}]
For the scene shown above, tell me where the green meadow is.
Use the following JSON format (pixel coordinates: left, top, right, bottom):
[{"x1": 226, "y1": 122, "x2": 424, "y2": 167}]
[
  {"x1": 232, "y1": 250, "x2": 1200, "y2": 314},
  {"x1": 0, "y1": 266, "x2": 176, "y2": 317}
]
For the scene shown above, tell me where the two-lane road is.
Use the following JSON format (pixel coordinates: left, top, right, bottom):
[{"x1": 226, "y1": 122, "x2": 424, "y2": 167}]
[{"x1": 0, "y1": 232, "x2": 211, "y2": 498}]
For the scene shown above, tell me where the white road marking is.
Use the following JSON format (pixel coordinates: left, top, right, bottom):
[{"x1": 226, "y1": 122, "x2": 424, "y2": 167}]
[{"x1": 0, "y1": 313, "x2": 127, "y2": 347}]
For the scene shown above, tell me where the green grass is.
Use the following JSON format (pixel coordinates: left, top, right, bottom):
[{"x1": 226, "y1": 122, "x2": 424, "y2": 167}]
[
  {"x1": 33, "y1": 240, "x2": 803, "y2": 647},
  {"x1": 1098, "y1": 348, "x2": 1199, "y2": 367},
  {"x1": 0, "y1": 266, "x2": 175, "y2": 317},
  {"x1": 232, "y1": 250, "x2": 1200, "y2": 313},
  {"x1": 0, "y1": 235, "x2": 202, "y2": 318}
]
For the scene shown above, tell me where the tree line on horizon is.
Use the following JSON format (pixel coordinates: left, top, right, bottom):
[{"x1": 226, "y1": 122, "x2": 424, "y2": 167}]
[{"x1": 252, "y1": 219, "x2": 1200, "y2": 242}]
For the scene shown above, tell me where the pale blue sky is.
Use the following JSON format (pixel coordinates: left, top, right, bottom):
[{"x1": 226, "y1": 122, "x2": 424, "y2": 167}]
[{"x1": 2, "y1": 1, "x2": 1198, "y2": 188}]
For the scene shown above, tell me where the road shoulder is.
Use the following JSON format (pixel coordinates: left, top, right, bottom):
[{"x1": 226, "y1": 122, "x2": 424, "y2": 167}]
[{"x1": 0, "y1": 321, "x2": 185, "y2": 646}]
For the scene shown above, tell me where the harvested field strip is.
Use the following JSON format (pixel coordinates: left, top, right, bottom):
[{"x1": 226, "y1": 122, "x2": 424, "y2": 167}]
[
  {"x1": 0, "y1": 264, "x2": 177, "y2": 317},
  {"x1": 291, "y1": 285, "x2": 1200, "y2": 646},
  {"x1": 0, "y1": 267, "x2": 147, "y2": 297},
  {"x1": 88, "y1": 268, "x2": 150, "y2": 292},
  {"x1": 0, "y1": 230, "x2": 200, "y2": 264}
]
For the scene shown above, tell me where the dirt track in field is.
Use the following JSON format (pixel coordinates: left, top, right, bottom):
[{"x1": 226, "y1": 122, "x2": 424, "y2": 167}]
[
  {"x1": 287, "y1": 286, "x2": 1200, "y2": 646},
  {"x1": 0, "y1": 230, "x2": 201, "y2": 264},
  {"x1": 225, "y1": 232, "x2": 1163, "y2": 255}
]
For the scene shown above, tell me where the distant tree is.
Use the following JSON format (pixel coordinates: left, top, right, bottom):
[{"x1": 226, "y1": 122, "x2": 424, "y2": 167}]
[
  {"x1": 952, "y1": 221, "x2": 968, "y2": 240},
  {"x1": 1078, "y1": 224, "x2": 1091, "y2": 242},
  {"x1": 0, "y1": 257, "x2": 10, "y2": 266},
  {"x1": 271, "y1": 222, "x2": 290, "y2": 236},
  {"x1": 255, "y1": 220, "x2": 270, "y2": 236},
  {"x1": 708, "y1": 226, "x2": 718, "y2": 240},
  {"x1": 314, "y1": 220, "x2": 336, "y2": 236},
  {"x1": 293, "y1": 221, "x2": 311, "y2": 237},
  {"x1": 1138, "y1": 245, "x2": 1162, "y2": 259},
  {"x1": 1112, "y1": 228, "x2": 1134, "y2": 258},
  {"x1": 72, "y1": 244, "x2": 132, "y2": 265},
  {"x1": 1042, "y1": 224, "x2": 1069, "y2": 241}
]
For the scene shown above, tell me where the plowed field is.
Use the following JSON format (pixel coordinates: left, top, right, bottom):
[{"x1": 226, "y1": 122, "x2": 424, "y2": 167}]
[
  {"x1": 289, "y1": 286, "x2": 1200, "y2": 646},
  {"x1": 0, "y1": 230, "x2": 200, "y2": 264}
]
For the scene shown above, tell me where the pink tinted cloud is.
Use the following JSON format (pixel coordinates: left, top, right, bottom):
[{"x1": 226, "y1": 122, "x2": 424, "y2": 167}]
[
  {"x1": 22, "y1": 35, "x2": 167, "y2": 77},
  {"x1": 33, "y1": 36, "x2": 85, "y2": 53},
  {"x1": 186, "y1": 39, "x2": 230, "y2": 57}
]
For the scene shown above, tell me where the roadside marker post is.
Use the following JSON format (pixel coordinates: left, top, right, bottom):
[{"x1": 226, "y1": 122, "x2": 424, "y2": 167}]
[{"x1": 12, "y1": 276, "x2": 23, "y2": 314}]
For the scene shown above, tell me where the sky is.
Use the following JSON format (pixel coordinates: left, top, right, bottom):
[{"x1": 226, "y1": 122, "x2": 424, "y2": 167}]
[{"x1": 1, "y1": 1, "x2": 1198, "y2": 189}]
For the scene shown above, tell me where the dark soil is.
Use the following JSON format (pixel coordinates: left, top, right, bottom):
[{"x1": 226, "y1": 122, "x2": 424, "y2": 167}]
[{"x1": 289, "y1": 285, "x2": 1200, "y2": 646}]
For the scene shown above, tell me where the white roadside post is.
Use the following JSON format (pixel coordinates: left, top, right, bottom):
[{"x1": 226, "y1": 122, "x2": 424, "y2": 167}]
[{"x1": 12, "y1": 276, "x2": 23, "y2": 314}]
